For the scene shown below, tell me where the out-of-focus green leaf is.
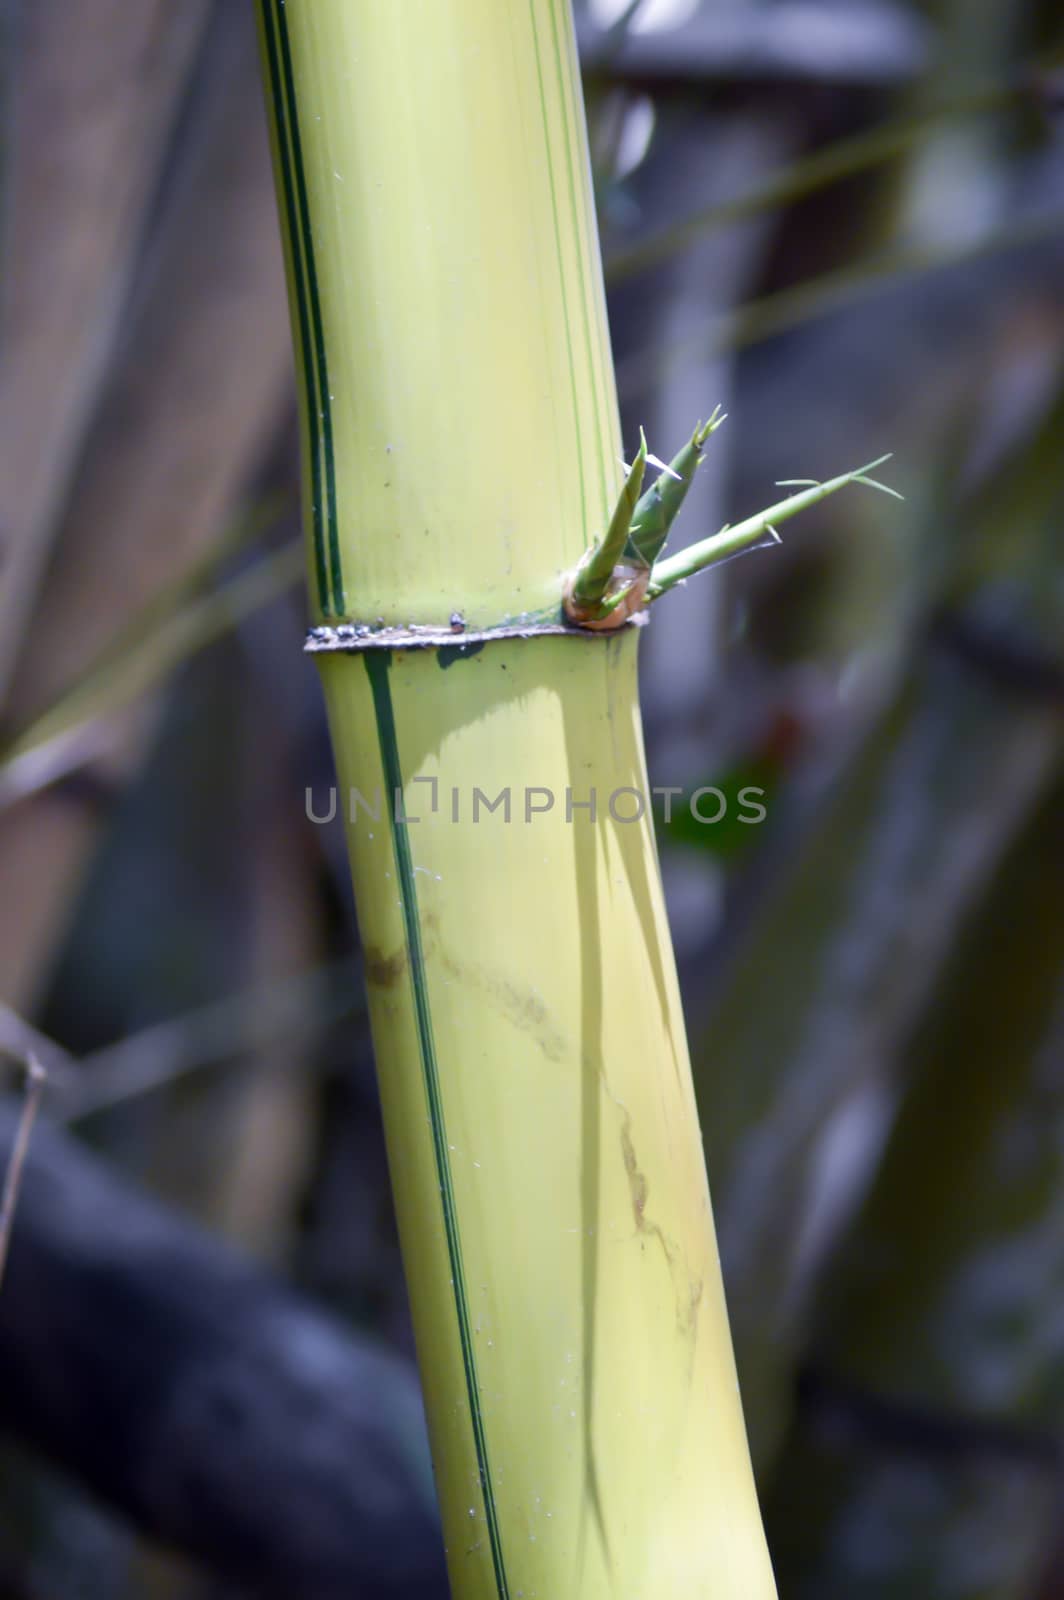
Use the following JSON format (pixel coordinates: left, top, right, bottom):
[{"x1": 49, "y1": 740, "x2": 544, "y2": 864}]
[{"x1": 654, "y1": 752, "x2": 783, "y2": 862}]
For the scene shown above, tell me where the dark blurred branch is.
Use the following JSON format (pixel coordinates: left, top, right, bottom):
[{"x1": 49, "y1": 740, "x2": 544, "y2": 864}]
[
  {"x1": 931, "y1": 606, "x2": 1064, "y2": 705},
  {"x1": 0, "y1": 0, "x2": 211, "y2": 700},
  {"x1": 0, "y1": 535, "x2": 303, "y2": 811},
  {"x1": 0, "y1": 1009, "x2": 75, "y2": 1090},
  {"x1": 605, "y1": 66, "x2": 1058, "y2": 283},
  {"x1": 1032, "y1": 1518, "x2": 1064, "y2": 1600},
  {"x1": 57, "y1": 959, "x2": 361, "y2": 1123},
  {"x1": 0, "y1": 1107, "x2": 447, "y2": 1599},
  {"x1": 617, "y1": 205, "x2": 1064, "y2": 395},
  {"x1": 798, "y1": 1366, "x2": 1064, "y2": 1474},
  {"x1": 2, "y1": 959, "x2": 362, "y2": 1123},
  {"x1": 0, "y1": 0, "x2": 293, "y2": 1010},
  {"x1": 577, "y1": 0, "x2": 929, "y2": 87},
  {"x1": 766, "y1": 764, "x2": 1064, "y2": 1591},
  {"x1": 696, "y1": 383, "x2": 1064, "y2": 1469},
  {"x1": 0, "y1": 1056, "x2": 44, "y2": 1288},
  {"x1": 0, "y1": 1533, "x2": 48, "y2": 1600}
]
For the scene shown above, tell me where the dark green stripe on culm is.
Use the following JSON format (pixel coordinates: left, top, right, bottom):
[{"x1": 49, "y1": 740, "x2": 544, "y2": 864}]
[
  {"x1": 365, "y1": 651, "x2": 510, "y2": 1600},
  {"x1": 272, "y1": 0, "x2": 344, "y2": 614},
  {"x1": 258, "y1": 0, "x2": 329, "y2": 613}
]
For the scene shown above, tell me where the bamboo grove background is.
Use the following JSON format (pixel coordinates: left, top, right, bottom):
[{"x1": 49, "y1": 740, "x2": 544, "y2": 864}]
[{"x1": 0, "y1": 0, "x2": 1062, "y2": 1595}]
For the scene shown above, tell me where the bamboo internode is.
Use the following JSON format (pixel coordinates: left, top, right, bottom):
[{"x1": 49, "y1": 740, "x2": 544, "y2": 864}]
[{"x1": 257, "y1": 2, "x2": 778, "y2": 1593}]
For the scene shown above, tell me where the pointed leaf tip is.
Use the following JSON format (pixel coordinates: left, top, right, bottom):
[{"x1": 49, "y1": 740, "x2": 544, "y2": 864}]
[
  {"x1": 693, "y1": 406, "x2": 727, "y2": 448},
  {"x1": 569, "y1": 430, "x2": 650, "y2": 615}
]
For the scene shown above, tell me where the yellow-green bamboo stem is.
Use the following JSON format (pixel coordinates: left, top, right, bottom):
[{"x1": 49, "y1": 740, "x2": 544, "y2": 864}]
[{"x1": 256, "y1": 3, "x2": 776, "y2": 1595}]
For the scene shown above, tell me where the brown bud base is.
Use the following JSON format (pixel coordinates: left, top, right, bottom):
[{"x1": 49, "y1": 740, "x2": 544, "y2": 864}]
[{"x1": 563, "y1": 565, "x2": 650, "y2": 632}]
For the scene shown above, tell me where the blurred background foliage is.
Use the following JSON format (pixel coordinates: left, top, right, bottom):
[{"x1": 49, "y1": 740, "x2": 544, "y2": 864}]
[{"x1": 0, "y1": 0, "x2": 1062, "y2": 1594}]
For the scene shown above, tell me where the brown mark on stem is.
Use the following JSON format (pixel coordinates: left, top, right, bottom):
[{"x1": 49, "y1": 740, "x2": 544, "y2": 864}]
[
  {"x1": 616, "y1": 1105, "x2": 703, "y2": 1344},
  {"x1": 367, "y1": 917, "x2": 567, "y2": 1062},
  {"x1": 363, "y1": 944, "x2": 408, "y2": 989},
  {"x1": 432, "y1": 920, "x2": 567, "y2": 1063}
]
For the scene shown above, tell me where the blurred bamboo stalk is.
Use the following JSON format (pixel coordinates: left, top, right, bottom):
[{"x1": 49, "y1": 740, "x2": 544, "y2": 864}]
[
  {"x1": 694, "y1": 376, "x2": 1064, "y2": 1472},
  {"x1": 0, "y1": 0, "x2": 211, "y2": 702},
  {"x1": 767, "y1": 764, "x2": 1064, "y2": 1597},
  {"x1": 0, "y1": 528, "x2": 301, "y2": 810},
  {"x1": 0, "y1": 2, "x2": 293, "y2": 1010}
]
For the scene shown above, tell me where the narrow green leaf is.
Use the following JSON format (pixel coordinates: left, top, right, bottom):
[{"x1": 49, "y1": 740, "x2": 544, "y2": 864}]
[
  {"x1": 571, "y1": 428, "x2": 647, "y2": 610},
  {"x1": 624, "y1": 407, "x2": 726, "y2": 569},
  {"x1": 646, "y1": 455, "x2": 898, "y2": 599}
]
